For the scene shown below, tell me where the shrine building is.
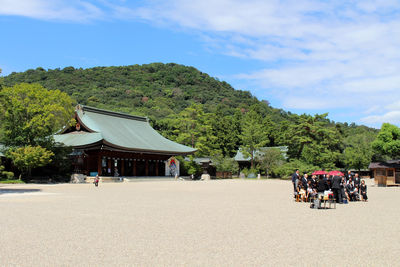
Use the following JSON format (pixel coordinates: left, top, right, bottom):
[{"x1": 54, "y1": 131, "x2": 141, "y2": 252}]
[{"x1": 54, "y1": 105, "x2": 196, "y2": 177}]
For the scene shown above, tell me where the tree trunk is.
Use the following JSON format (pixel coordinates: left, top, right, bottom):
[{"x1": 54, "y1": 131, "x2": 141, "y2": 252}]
[{"x1": 251, "y1": 150, "x2": 254, "y2": 169}]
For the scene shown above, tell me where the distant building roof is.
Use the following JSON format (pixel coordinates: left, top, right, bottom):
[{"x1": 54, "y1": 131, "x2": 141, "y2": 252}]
[
  {"x1": 369, "y1": 160, "x2": 400, "y2": 169},
  {"x1": 234, "y1": 146, "x2": 288, "y2": 162},
  {"x1": 184, "y1": 157, "x2": 212, "y2": 164},
  {"x1": 54, "y1": 105, "x2": 196, "y2": 155}
]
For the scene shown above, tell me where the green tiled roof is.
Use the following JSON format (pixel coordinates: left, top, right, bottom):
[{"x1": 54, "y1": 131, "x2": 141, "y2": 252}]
[
  {"x1": 54, "y1": 105, "x2": 196, "y2": 155},
  {"x1": 54, "y1": 132, "x2": 103, "y2": 147}
]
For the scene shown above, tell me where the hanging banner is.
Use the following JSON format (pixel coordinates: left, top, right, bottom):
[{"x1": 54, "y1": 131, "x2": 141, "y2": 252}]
[{"x1": 165, "y1": 157, "x2": 179, "y2": 176}]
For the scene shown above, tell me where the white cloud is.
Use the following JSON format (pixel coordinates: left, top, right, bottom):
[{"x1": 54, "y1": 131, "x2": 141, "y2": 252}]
[
  {"x1": 0, "y1": 0, "x2": 104, "y2": 22},
  {"x1": 360, "y1": 111, "x2": 400, "y2": 125}
]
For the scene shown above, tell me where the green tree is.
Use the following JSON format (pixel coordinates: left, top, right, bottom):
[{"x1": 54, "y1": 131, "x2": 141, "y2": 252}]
[
  {"x1": 168, "y1": 104, "x2": 218, "y2": 156},
  {"x1": 371, "y1": 123, "x2": 400, "y2": 159},
  {"x1": 257, "y1": 148, "x2": 285, "y2": 178},
  {"x1": 0, "y1": 83, "x2": 75, "y2": 147},
  {"x1": 209, "y1": 106, "x2": 241, "y2": 157},
  {"x1": 0, "y1": 83, "x2": 74, "y2": 179},
  {"x1": 343, "y1": 132, "x2": 375, "y2": 170},
  {"x1": 7, "y1": 146, "x2": 54, "y2": 178},
  {"x1": 285, "y1": 113, "x2": 341, "y2": 169},
  {"x1": 212, "y1": 153, "x2": 239, "y2": 173},
  {"x1": 240, "y1": 107, "x2": 269, "y2": 168}
]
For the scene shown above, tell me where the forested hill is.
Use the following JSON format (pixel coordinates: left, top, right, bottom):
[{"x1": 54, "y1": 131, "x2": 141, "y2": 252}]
[
  {"x1": 2, "y1": 63, "x2": 266, "y2": 119},
  {"x1": 1, "y1": 63, "x2": 379, "y2": 173}
]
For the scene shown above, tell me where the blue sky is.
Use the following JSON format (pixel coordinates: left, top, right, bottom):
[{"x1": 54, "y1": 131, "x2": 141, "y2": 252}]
[{"x1": 1, "y1": 0, "x2": 400, "y2": 128}]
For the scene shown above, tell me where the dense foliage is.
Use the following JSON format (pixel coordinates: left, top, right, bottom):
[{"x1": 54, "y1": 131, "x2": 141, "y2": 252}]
[
  {"x1": 7, "y1": 146, "x2": 54, "y2": 177},
  {"x1": 0, "y1": 83, "x2": 75, "y2": 148},
  {"x1": 0, "y1": 83, "x2": 74, "y2": 178},
  {"x1": 371, "y1": 123, "x2": 400, "y2": 160},
  {"x1": 2, "y1": 63, "x2": 380, "y2": 176}
]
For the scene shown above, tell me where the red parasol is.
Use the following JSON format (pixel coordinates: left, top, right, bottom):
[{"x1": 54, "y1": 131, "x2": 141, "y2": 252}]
[
  {"x1": 328, "y1": 170, "x2": 344, "y2": 176},
  {"x1": 312, "y1": 170, "x2": 327, "y2": 175}
]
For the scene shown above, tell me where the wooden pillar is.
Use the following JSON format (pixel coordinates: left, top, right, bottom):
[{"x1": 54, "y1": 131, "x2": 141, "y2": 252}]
[
  {"x1": 155, "y1": 161, "x2": 159, "y2": 176},
  {"x1": 85, "y1": 155, "x2": 89, "y2": 175},
  {"x1": 133, "y1": 160, "x2": 137, "y2": 176},
  {"x1": 145, "y1": 159, "x2": 149, "y2": 176},
  {"x1": 107, "y1": 159, "x2": 112, "y2": 176},
  {"x1": 97, "y1": 153, "x2": 102, "y2": 175},
  {"x1": 121, "y1": 159, "x2": 125, "y2": 176}
]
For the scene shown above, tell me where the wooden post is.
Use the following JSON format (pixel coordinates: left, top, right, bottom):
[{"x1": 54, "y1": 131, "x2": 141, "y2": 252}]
[
  {"x1": 97, "y1": 154, "x2": 102, "y2": 175},
  {"x1": 145, "y1": 159, "x2": 149, "y2": 176},
  {"x1": 121, "y1": 159, "x2": 125, "y2": 176},
  {"x1": 155, "y1": 161, "x2": 159, "y2": 176},
  {"x1": 133, "y1": 160, "x2": 137, "y2": 176},
  {"x1": 107, "y1": 159, "x2": 112, "y2": 176}
]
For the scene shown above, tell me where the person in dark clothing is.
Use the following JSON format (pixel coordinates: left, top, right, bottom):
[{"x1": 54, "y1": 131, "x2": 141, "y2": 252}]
[
  {"x1": 311, "y1": 175, "x2": 317, "y2": 188},
  {"x1": 340, "y1": 177, "x2": 347, "y2": 202},
  {"x1": 291, "y1": 170, "x2": 300, "y2": 196},
  {"x1": 317, "y1": 176, "x2": 328, "y2": 193},
  {"x1": 353, "y1": 173, "x2": 361, "y2": 193},
  {"x1": 346, "y1": 170, "x2": 353, "y2": 182},
  {"x1": 346, "y1": 179, "x2": 359, "y2": 201},
  {"x1": 360, "y1": 180, "x2": 368, "y2": 201},
  {"x1": 326, "y1": 174, "x2": 332, "y2": 190},
  {"x1": 324, "y1": 175, "x2": 330, "y2": 190},
  {"x1": 301, "y1": 173, "x2": 309, "y2": 189},
  {"x1": 331, "y1": 175, "x2": 342, "y2": 203}
]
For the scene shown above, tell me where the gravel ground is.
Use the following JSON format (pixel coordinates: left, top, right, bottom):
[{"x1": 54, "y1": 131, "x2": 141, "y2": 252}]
[{"x1": 1, "y1": 179, "x2": 399, "y2": 266}]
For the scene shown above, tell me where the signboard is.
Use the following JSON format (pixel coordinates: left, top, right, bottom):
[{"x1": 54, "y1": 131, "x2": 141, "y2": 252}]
[{"x1": 165, "y1": 157, "x2": 179, "y2": 176}]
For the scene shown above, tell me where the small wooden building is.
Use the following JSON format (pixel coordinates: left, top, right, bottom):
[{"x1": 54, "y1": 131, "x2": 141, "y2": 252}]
[
  {"x1": 54, "y1": 105, "x2": 196, "y2": 177},
  {"x1": 369, "y1": 160, "x2": 400, "y2": 186}
]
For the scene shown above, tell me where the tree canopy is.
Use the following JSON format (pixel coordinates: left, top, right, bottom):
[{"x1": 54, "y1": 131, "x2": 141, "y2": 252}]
[
  {"x1": 0, "y1": 83, "x2": 74, "y2": 178},
  {"x1": 372, "y1": 123, "x2": 400, "y2": 159},
  {"x1": 0, "y1": 83, "x2": 74, "y2": 147}
]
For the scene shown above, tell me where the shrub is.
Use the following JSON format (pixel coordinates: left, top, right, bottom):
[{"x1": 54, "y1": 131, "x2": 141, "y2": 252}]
[
  {"x1": 2, "y1": 171, "x2": 14, "y2": 180},
  {"x1": 212, "y1": 154, "x2": 239, "y2": 173},
  {"x1": 274, "y1": 159, "x2": 320, "y2": 179},
  {"x1": 241, "y1": 167, "x2": 258, "y2": 178},
  {"x1": 0, "y1": 165, "x2": 14, "y2": 180},
  {"x1": 179, "y1": 156, "x2": 201, "y2": 176}
]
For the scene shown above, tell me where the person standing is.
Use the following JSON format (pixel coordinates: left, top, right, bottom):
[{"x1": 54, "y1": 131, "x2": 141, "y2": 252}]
[
  {"x1": 301, "y1": 173, "x2": 309, "y2": 190},
  {"x1": 360, "y1": 180, "x2": 368, "y2": 201},
  {"x1": 317, "y1": 175, "x2": 328, "y2": 196},
  {"x1": 340, "y1": 177, "x2": 348, "y2": 202},
  {"x1": 346, "y1": 170, "x2": 353, "y2": 182},
  {"x1": 354, "y1": 173, "x2": 361, "y2": 193},
  {"x1": 292, "y1": 169, "x2": 300, "y2": 197},
  {"x1": 94, "y1": 174, "x2": 99, "y2": 187},
  {"x1": 331, "y1": 175, "x2": 342, "y2": 203}
]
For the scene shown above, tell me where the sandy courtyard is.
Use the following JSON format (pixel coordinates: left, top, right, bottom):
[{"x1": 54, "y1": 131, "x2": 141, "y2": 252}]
[{"x1": 1, "y1": 179, "x2": 399, "y2": 266}]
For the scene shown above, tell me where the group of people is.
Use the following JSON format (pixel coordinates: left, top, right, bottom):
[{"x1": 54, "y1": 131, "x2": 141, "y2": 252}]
[{"x1": 291, "y1": 170, "x2": 368, "y2": 203}]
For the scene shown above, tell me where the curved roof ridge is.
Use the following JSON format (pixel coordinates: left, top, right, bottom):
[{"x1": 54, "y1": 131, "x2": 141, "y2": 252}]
[{"x1": 78, "y1": 105, "x2": 148, "y2": 122}]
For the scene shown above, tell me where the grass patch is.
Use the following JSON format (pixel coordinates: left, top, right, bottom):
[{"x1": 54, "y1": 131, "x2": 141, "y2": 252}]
[{"x1": 0, "y1": 179, "x2": 25, "y2": 184}]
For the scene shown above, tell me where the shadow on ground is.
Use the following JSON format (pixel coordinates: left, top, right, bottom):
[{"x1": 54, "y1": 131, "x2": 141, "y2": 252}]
[{"x1": 0, "y1": 188, "x2": 42, "y2": 195}]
